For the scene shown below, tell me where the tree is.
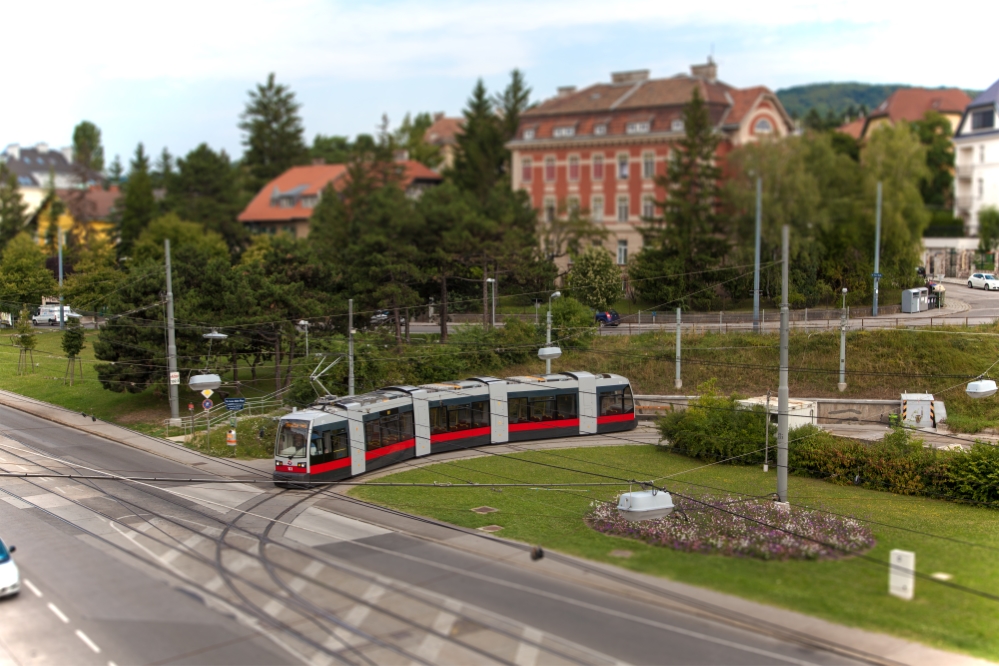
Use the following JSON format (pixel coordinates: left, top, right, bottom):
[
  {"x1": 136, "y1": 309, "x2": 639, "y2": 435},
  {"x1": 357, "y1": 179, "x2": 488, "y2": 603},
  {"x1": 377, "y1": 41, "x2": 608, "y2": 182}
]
[
  {"x1": 43, "y1": 177, "x2": 66, "y2": 257},
  {"x1": 107, "y1": 155, "x2": 124, "y2": 188},
  {"x1": 632, "y1": 88, "x2": 728, "y2": 309},
  {"x1": 565, "y1": 248, "x2": 621, "y2": 310},
  {"x1": 495, "y1": 69, "x2": 532, "y2": 144},
  {"x1": 911, "y1": 111, "x2": 956, "y2": 209},
  {"x1": 153, "y1": 147, "x2": 174, "y2": 190},
  {"x1": 63, "y1": 240, "x2": 120, "y2": 315},
  {"x1": 393, "y1": 113, "x2": 442, "y2": 169},
  {"x1": 167, "y1": 144, "x2": 245, "y2": 249},
  {"x1": 978, "y1": 207, "x2": 999, "y2": 254},
  {"x1": 62, "y1": 316, "x2": 86, "y2": 385},
  {"x1": 0, "y1": 163, "x2": 28, "y2": 253},
  {"x1": 117, "y1": 143, "x2": 156, "y2": 257},
  {"x1": 450, "y1": 79, "x2": 505, "y2": 202},
  {"x1": 72, "y1": 121, "x2": 105, "y2": 174},
  {"x1": 239, "y1": 73, "x2": 308, "y2": 191},
  {"x1": 0, "y1": 233, "x2": 58, "y2": 307},
  {"x1": 310, "y1": 134, "x2": 353, "y2": 164},
  {"x1": 540, "y1": 203, "x2": 607, "y2": 264},
  {"x1": 11, "y1": 307, "x2": 36, "y2": 375}
]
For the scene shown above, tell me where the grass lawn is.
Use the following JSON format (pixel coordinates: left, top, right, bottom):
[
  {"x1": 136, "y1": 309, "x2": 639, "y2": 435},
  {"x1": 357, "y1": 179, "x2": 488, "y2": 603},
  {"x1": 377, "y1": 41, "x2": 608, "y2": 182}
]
[{"x1": 350, "y1": 445, "x2": 999, "y2": 660}]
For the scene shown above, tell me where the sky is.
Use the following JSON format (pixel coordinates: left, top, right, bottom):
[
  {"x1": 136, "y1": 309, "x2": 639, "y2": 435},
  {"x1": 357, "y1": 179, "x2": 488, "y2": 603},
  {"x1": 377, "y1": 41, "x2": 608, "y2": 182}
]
[{"x1": 4, "y1": 0, "x2": 998, "y2": 168}]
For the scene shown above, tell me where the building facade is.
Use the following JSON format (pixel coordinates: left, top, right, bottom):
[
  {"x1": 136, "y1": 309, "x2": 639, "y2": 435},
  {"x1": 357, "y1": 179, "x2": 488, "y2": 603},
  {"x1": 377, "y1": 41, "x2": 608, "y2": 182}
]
[
  {"x1": 837, "y1": 87, "x2": 971, "y2": 140},
  {"x1": 1, "y1": 143, "x2": 99, "y2": 217},
  {"x1": 507, "y1": 61, "x2": 793, "y2": 267},
  {"x1": 953, "y1": 79, "x2": 999, "y2": 236},
  {"x1": 424, "y1": 113, "x2": 464, "y2": 171}
]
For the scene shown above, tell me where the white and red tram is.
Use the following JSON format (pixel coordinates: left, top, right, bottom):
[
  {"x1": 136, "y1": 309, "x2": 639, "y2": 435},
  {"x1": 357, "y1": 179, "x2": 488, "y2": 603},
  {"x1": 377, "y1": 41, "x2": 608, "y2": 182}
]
[{"x1": 273, "y1": 372, "x2": 637, "y2": 485}]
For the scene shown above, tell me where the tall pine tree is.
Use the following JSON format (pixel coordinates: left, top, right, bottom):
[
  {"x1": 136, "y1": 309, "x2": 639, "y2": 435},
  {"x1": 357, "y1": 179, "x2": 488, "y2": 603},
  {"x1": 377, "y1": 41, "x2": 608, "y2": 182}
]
[
  {"x1": 239, "y1": 73, "x2": 308, "y2": 192},
  {"x1": 72, "y1": 121, "x2": 105, "y2": 174},
  {"x1": 450, "y1": 79, "x2": 505, "y2": 202},
  {"x1": 0, "y1": 163, "x2": 28, "y2": 254},
  {"x1": 117, "y1": 144, "x2": 156, "y2": 257},
  {"x1": 167, "y1": 144, "x2": 244, "y2": 250}
]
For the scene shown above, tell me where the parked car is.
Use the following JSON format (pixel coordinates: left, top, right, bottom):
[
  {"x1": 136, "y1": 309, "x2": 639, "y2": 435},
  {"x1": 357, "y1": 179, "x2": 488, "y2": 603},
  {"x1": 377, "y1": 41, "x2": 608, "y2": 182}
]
[
  {"x1": 0, "y1": 537, "x2": 19, "y2": 599},
  {"x1": 595, "y1": 309, "x2": 621, "y2": 326},
  {"x1": 32, "y1": 306, "x2": 83, "y2": 326},
  {"x1": 968, "y1": 273, "x2": 999, "y2": 290},
  {"x1": 369, "y1": 310, "x2": 406, "y2": 328}
]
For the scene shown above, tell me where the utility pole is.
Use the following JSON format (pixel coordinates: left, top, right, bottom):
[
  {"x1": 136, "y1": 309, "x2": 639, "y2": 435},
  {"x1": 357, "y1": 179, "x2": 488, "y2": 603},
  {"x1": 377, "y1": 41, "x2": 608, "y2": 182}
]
[
  {"x1": 58, "y1": 228, "x2": 65, "y2": 330},
  {"x1": 764, "y1": 389, "x2": 771, "y2": 473},
  {"x1": 348, "y1": 298, "x2": 355, "y2": 396},
  {"x1": 838, "y1": 288, "x2": 848, "y2": 392},
  {"x1": 873, "y1": 181, "x2": 883, "y2": 317},
  {"x1": 753, "y1": 177, "x2": 762, "y2": 333},
  {"x1": 165, "y1": 240, "x2": 179, "y2": 422},
  {"x1": 777, "y1": 225, "x2": 790, "y2": 503},
  {"x1": 674, "y1": 308, "x2": 682, "y2": 390},
  {"x1": 545, "y1": 291, "x2": 560, "y2": 374},
  {"x1": 491, "y1": 277, "x2": 497, "y2": 328}
]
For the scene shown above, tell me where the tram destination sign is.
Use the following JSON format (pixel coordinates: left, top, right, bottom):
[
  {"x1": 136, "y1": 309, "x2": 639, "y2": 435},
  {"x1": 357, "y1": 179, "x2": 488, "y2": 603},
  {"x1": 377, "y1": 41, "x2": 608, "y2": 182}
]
[{"x1": 224, "y1": 398, "x2": 246, "y2": 411}]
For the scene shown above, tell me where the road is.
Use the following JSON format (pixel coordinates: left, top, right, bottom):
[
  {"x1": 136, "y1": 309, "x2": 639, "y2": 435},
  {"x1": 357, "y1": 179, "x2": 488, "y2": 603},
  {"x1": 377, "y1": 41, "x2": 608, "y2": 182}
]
[{"x1": 0, "y1": 404, "x2": 962, "y2": 665}]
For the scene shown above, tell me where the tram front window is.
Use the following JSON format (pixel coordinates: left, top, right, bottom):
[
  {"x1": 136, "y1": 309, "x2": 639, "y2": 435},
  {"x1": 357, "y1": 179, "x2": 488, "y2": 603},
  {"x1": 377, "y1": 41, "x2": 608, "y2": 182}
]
[{"x1": 275, "y1": 420, "x2": 310, "y2": 459}]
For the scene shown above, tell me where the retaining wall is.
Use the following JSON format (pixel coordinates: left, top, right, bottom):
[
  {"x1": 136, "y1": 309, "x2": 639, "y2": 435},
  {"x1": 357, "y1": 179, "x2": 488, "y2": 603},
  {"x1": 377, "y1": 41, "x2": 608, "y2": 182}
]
[{"x1": 634, "y1": 395, "x2": 900, "y2": 424}]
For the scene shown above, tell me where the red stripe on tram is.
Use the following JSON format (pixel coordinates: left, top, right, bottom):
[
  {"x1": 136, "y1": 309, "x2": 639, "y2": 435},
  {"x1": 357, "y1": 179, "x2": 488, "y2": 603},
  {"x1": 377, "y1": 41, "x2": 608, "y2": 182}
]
[
  {"x1": 274, "y1": 464, "x2": 307, "y2": 473},
  {"x1": 309, "y1": 457, "x2": 352, "y2": 474},
  {"x1": 509, "y1": 418, "x2": 579, "y2": 432},
  {"x1": 430, "y1": 426, "x2": 491, "y2": 443},
  {"x1": 365, "y1": 438, "x2": 416, "y2": 461},
  {"x1": 597, "y1": 413, "x2": 635, "y2": 424}
]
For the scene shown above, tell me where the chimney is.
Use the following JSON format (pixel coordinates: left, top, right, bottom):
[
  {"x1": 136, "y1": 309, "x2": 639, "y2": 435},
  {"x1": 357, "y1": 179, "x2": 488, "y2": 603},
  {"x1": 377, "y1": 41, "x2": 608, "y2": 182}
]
[
  {"x1": 611, "y1": 70, "x2": 650, "y2": 84},
  {"x1": 36, "y1": 142, "x2": 49, "y2": 154},
  {"x1": 312, "y1": 157, "x2": 326, "y2": 165},
  {"x1": 61, "y1": 146, "x2": 73, "y2": 164},
  {"x1": 557, "y1": 85, "x2": 577, "y2": 97},
  {"x1": 3, "y1": 144, "x2": 19, "y2": 160},
  {"x1": 433, "y1": 112, "x2": 444, "y2": 122},
  {"x1": 690, "y1": 57, "x2": 717, "y2": 82},
  {"x1": 393, "y1": 149, "x2": 409, "y2": 162}
]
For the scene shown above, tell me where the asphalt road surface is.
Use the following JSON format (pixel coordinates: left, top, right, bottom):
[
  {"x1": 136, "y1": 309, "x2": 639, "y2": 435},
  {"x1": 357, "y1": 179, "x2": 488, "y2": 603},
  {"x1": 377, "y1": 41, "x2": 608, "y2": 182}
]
[{"x1": 0, "y1": 404, "x2": 881, "y2": 665}]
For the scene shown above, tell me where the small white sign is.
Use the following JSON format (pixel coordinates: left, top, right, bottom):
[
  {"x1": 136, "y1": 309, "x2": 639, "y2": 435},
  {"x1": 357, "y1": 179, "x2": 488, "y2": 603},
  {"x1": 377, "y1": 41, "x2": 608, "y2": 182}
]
[
  {"x1": 169, "y1": 372, "x2": 180, "y2": 385},
  {"x1": 889, "y1": 549, "x2": 915, "y2": 600},
  {"x1": 201, "y1": 388, "x2": 214, "y2": 399}
]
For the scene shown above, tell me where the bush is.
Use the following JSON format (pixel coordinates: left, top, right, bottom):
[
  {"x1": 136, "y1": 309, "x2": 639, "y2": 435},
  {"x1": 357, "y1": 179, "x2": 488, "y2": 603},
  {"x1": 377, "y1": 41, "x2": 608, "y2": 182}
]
[{"x1": 540, "y1": 296, "x2": 596, "y2": 350}]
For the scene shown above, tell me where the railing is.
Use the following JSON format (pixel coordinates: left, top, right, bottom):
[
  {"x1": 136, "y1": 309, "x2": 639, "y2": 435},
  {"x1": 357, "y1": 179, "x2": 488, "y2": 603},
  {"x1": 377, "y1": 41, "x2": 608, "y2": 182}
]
[
  {"x1": 956, "y1": 195, "x2": 974, "y2": 210},
  {"x1": 163, "y1": 386, "x2": 292, "y2": 440},
  {"x1": 956, "y1": 165, "x2": 974, "y2": 180}
]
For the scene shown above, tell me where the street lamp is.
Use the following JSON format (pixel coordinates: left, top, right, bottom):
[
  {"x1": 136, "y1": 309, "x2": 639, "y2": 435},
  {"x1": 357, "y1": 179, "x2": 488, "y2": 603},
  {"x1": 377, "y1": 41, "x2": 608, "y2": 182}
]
[
  {"x1": 539, "y1": 291, "x2": 562, "y2": 374},
  {"x1": 298, "y1": 320, "x2": 310, "y2": 358},
  {"x1": 485, "y1": 278, "x2": 496, "y2": 328},
  {"x1": 838, "y1": 288, "x2": 848, "y2": 392}
]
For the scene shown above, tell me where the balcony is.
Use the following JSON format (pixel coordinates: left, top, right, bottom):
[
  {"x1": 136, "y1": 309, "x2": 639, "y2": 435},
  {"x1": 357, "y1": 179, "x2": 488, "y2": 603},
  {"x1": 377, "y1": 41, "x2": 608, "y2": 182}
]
[
  {"x1": 956, "y1": 165, "x2": 974, "y2": 180},
  {"x1": 956, "y1": 195, "x2": 974, "y2": 211}
]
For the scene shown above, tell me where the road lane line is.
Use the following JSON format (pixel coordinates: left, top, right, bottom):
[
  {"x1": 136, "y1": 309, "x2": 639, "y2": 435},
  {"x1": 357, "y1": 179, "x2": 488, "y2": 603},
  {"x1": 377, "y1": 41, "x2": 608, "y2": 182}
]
[
  {"x1": 23, "y1": 579, "x2": 42, "y2": 597},
  {"x1": 47, "y1": 603, "x2": 69, "y2": 623},
  {"x1": 513, "y1": 627, "x2": 543, "y2": 666},
  {"x1": 75, "y1": 630, "x2": 101, "y2": 653},
  {"x1": 412, "y1": 611, "x2": 457, "y2": 661}
]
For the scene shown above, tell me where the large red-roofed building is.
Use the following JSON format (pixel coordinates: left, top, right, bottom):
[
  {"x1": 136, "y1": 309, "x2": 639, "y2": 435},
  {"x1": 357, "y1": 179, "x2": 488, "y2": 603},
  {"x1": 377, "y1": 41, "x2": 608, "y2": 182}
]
[{"x1": 507, "y1": 60, "x2": 793, "y2": 265}]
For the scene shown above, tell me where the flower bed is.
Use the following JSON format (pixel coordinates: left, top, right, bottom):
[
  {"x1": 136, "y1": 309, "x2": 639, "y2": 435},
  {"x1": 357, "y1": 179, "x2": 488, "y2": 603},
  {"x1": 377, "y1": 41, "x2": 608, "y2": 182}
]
[{"x1": 587, "y1": 494, "x2": 875, "y2": 560}]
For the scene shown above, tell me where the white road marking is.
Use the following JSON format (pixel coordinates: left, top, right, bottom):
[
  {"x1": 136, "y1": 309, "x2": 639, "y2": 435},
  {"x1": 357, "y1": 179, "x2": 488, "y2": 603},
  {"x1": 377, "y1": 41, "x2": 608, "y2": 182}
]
[
  {"x1": 412, "y1": 611, "x2": 457, "y2": 660},
  {"x1": 108, "y1": 661, "x2": 119, "y2": 666},
  {"x1": 513, "y1": 627, "x2": 544, "y2": 666},
  {"x1": 161, "y1": 534, "x2": 205, "y2": 565},
  {"x1": 262, "y1": 560, "x2": 323, "y2": 617},
  {"x1": 325, "y1": 584, "x2": 386, "y2": 649},
  {"x1": 75, "y1": 630, "x2": 101, "y2": 653},
  {"x1": 22, "y1": 578, "x2": 42, "y2": 597},
  {"x1": 47, "y1": 603, "x2": 69, "y2": 623}
]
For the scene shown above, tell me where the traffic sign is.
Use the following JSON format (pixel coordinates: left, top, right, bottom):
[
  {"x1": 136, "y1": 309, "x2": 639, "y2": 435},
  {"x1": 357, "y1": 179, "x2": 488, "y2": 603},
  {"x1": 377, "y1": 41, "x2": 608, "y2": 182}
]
[
  {"x1": 224, "y1": 397, "x2": 246, "y2": 411},
  {"x1": 187, "y1": 403, "x2": 194, "y2": 411},
  {"x1": 872, "y1": 272, "x2": 883, "y2": 278},
  {"x1": 201, "y1": 388, "x2": 214, "y2": 399},
  {"x1": 169, "y1": 372, "x2": 180, "y2": 386},
  {"x1": 202, "y1": 399, "x2": 213, "y2": 410}
]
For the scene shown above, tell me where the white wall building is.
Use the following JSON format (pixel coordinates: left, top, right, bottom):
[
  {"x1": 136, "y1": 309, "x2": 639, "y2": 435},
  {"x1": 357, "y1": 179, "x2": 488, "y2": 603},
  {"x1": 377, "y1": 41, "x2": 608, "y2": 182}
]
[{"x1": 953, "y1": 79, "x2": 999, "y2": 236}]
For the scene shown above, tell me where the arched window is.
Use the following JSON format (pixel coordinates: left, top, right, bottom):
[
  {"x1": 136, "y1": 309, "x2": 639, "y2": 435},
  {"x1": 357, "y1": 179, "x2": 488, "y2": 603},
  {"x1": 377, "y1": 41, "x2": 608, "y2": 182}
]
[{"x1": 754, "y1": 118, "x2": 774, "y2": 134}]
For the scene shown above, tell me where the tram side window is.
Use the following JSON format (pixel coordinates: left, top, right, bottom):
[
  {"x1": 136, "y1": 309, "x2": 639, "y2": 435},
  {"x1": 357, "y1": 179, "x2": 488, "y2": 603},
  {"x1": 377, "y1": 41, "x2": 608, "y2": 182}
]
[
  {"x1": 367, "y1": 411, "x2": 415, "y2": 450},
  {"x1": 509, "y1": 397, "x2": 529, "y2": 424},
  {"x1": 429, "y1": 406, "x2": 447, "y2": 435},
  {"x1": 600, "y1": 387, "x2": 636, "y2": 416},
  {"x1": 314, "y1": 428, "x2": 349, "y2": 464},
  {"x1": 556, "y1": 394, "x2": 577, "y2": 419},
  {"x1": 471, "y1": 401, "x2": 489, "y2": 428},
  {"x1": 529, "y1": 396, "x2": 555, "y2": 421},
  {"x1": 365, "y1": 420, "x2": 381, "y2": 450}
]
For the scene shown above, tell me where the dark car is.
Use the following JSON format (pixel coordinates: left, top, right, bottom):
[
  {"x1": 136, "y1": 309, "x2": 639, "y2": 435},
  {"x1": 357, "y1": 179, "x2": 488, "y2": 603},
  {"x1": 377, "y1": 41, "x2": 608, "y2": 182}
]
[{"x1": 595, "y1": 309, "x2": 621, "y2": 326}]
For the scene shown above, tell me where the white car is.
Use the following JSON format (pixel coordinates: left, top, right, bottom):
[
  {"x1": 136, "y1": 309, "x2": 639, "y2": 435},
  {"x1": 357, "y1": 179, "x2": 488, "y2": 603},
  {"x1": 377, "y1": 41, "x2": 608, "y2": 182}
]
[
  {"x1": 968, "y1": 273, "x2": 999, "y2": 290},
  {"x1": 31, "y1": 307, "x2": 83, "y2": 326},
  {"x1": 0, "y1": 537, "x2": 19, "y2": 598}
]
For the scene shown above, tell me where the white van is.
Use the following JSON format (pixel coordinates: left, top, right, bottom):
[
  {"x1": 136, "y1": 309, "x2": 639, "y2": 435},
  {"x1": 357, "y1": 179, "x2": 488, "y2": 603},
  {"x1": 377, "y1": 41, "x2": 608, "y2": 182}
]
[{"x1": 32, "y1": 305, "x2": 83, "y2": 326}]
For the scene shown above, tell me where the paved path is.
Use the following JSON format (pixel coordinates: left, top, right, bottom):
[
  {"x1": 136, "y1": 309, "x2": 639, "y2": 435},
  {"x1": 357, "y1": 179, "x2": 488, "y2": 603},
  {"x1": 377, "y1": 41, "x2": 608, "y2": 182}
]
[{"x1": 0, "y1": 394, "x2": 991, "y2": 665}]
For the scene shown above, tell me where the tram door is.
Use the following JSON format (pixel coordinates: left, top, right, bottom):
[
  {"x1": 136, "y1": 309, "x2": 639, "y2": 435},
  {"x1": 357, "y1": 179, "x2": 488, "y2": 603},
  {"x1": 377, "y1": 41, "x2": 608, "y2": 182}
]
[
  {"x1": 571, "y1": 372, "x2": 598, "y2": 434},
  {"x1": 347, "y1": 412, "x2": 366, "y2": 476},
  {"x1": 412, "y1": 390, "x2": 431, "y2": 456},
  {"x1": 489, "y1": 382, "x2": 508, "y2": 443}
]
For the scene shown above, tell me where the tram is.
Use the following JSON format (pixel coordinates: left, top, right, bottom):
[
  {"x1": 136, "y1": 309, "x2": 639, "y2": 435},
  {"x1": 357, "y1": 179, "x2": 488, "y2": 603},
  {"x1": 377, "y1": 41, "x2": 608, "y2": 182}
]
[{"x1": 273, "y1": 372, "x2": 637, "y2": 485}]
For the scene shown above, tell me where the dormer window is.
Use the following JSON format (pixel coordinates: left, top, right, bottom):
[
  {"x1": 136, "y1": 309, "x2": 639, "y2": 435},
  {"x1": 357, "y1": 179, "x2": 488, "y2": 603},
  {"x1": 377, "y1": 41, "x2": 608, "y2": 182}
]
[
  {"x1": 594, "y1": 123, "x2": 607, "y2": 136},
  {"x1": 553, "y1": 126, "x2": 576, "y2": 138},
  {"x1": 626, "y1": 121, "x2": 650, "y2": 135},
  {"x1": 754, "y1": 118, "x2": 773, "y2": 134},
  {"x1": 972, "y1": 110, "x2": 995, "y2": 131},
  {"x1": 671, "y1": 119, "x2": 684, "y2": 132},
  {"x1": 523, "y1": 128, "x2": 536, "y2": 140}
]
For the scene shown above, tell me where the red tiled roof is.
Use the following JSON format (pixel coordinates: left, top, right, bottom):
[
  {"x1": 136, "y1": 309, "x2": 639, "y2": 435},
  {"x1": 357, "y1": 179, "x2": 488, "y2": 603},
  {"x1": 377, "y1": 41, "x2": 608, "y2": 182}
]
[
  {"x1": 725, "y1": 87, "x2": 769, "y2": 126},
  {"x1": 424, "y1": 116, "x2": 464, "y2": 146},
  {"x1": 238, "y1": 161, "x2": 442, "y2": 224},
  {"x1": 868, "y1": 87, "x2": 972, "y2": 123},
  {"x1": 56, "y1": 185, "x2": 120, "y2": 221},
  {"x1": 837, "y1": 117, "x2": 866, "y2": 140}
]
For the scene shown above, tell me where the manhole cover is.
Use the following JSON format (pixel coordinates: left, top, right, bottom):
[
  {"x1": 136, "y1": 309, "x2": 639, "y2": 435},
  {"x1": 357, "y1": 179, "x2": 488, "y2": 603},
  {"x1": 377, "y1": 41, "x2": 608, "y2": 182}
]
[
  {"x1": 609, "y1": 549, "x2": 633, "y2": 558},
  {"x1": 471, "y1": 506, "x2": 498, "y2": 514},
  {"x1": 478, "y1": 525, "x2": 504, "y2": 533}
]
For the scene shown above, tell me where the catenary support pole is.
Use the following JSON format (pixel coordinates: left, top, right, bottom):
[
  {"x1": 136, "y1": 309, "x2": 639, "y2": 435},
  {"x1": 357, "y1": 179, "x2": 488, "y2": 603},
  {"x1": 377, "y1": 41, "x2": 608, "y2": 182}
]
[
  {"x1": 764, "y1": 389, "x2": 771, "y2": 473},
  {"x1": 491, "y1": 278, "x2": 497, "y2": 328},
  {"x1": 777, "y1": 225, "x2": 790, "y2": 503},
  {"x1": 546, "y1": 306, "x2": 553, "y2": 375},
  {"x1": 165, "y1": 239, "x2": 179, "y2": 422},
  {"x1": 753, "y1": 177, "x2": 762, "y2": 333},
  {"x1": 58, "y1": 229, "x2": 65, "y2": 330},
  {"x1": 348, "y1": 299, "x2": 355, "y2": 396},
  {"x1": 838, "y1": 288, "x2": 848, "y2": 392},
  {"x1": 674, "y1": 308, "x2": 682, "y2": 390},
  {"x1": 873, "y1": 181, "x2": 882, "y2": 317}
]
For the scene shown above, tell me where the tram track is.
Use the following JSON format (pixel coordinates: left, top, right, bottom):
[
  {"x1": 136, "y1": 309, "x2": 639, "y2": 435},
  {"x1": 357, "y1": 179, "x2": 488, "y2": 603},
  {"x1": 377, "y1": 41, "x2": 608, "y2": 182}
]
[{"x1": 0, "y1": 433, "x2": 611, "y2": 665}]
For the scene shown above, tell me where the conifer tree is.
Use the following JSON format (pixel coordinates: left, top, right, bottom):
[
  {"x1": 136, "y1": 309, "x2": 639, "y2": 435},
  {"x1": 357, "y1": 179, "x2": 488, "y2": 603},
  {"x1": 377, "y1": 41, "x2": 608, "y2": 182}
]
[
  {"x1": 239, "y1": 73, "x2": 308, "y2": 192},
  {"x1": 451, "y1": 79, "x2": 505, "y2": 202},
  {"x1": 117, "y1": 144, "x2": 156, "y2": 257},
  {"x1": 168, "y1": 144, "x2": 244, "y2": 249},
  {"x1": 12, "y1": 306, "x2": 36, "y2": 375},
  {"x1": 72, "y1": 121, "x2": 105, "y2": 174},
  {"x1": 62, "y1": 316, "x2": 86, "y2": 385},
  {"x1": 107, "y1": 155, "x2": 124, "y2": 187},
  {"x1": 0, "y1": 163, "x2": 28, "y2": 253}
]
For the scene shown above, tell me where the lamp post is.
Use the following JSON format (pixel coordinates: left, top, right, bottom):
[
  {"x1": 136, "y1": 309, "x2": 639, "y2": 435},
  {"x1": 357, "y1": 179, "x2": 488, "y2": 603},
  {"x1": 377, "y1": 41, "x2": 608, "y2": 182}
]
[
  {"x1": 546, "y1": 291, "x2": 561, "y2": 374},
  {"x1": 298, "y1": 320, "x2": 310, "y2": 359},
  {"x1": 486, "y1": 278, "x2": 496, "y2": 328},
  {"x1": 838, "y1": 288, "x2": 848, "y2": 392}
]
